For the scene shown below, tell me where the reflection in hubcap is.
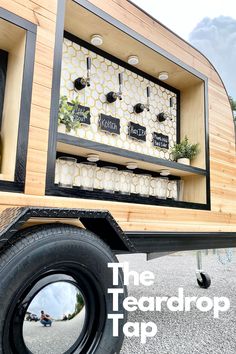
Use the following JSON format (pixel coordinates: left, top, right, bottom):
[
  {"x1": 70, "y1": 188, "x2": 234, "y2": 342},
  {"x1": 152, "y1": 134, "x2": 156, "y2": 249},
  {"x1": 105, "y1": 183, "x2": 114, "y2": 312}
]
[{"x1": 23, "y1": 279, "x2": 86, "y2": 354}]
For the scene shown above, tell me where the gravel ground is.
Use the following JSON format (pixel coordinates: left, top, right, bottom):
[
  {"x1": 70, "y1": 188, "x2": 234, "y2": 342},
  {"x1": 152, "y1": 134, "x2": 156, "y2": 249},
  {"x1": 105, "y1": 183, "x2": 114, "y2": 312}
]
[
  {"x1": 118, "y1": 251, "x2": 236, "y2": 354},
  {"x1": 22, "y1": 251, "x2": 236, "y2": 354}
]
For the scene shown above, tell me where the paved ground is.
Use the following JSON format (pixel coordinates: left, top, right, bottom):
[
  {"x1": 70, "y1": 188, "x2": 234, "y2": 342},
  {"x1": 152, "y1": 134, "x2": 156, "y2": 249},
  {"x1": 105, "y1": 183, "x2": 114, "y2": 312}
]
[
  {"x1": 118, "y1": 251, "x2": 236, "y2": 354},
  {"x1": 23, "y1": 308, "x2": 85, "y2": 354}
]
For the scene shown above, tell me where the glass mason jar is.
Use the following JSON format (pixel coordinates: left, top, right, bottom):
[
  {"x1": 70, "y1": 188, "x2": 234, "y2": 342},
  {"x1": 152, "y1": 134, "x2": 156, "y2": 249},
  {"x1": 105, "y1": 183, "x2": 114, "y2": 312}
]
[
  {"x1": 102, "y1": 166, "x2": 118, "y2": 193},
  {"x1": 138, "y1": 174, "x2": 151, "y2": 197},
  {"x1": 79, "y1": 162, "x2": 96, "y2": 190},
  {"x1": 57, "y1": 157, "x2": 77, "y2": 188},
  {"x1": 118, "y1": 170, "x2": 133, "y2": 195},
  {"x1": 156, "y1": 177, "x2": 168, "y2": 199},
  {"x1": 177, "y1": 180, "x2": 184, "y2": 201}
]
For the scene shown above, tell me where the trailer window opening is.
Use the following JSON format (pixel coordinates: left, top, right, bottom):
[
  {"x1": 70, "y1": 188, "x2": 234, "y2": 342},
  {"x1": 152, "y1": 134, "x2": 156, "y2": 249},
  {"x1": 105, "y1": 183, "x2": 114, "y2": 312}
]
[{"x1": 46, "y1": 0, "x2": 210, "y2": 210}]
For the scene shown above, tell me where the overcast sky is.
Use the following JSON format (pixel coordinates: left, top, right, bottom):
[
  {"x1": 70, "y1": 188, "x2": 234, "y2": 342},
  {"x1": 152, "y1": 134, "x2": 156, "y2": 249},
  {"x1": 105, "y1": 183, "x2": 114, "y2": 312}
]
[
  {"x1": 132, "y1": 0, "x2": 236, "y2": 97},
  {"x1": 28, "y1": 283, "x2": 79, "y2": 319}
]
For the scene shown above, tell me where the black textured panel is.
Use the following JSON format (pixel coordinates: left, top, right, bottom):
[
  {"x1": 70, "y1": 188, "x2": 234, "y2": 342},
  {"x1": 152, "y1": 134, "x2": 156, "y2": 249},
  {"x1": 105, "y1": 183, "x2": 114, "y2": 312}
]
[
  {"x1": 0, "y1": 207, "x2": 136, "y2": 252},
  {"x1": 0, "y1": 207, "x2": 29, "y2": 237}
]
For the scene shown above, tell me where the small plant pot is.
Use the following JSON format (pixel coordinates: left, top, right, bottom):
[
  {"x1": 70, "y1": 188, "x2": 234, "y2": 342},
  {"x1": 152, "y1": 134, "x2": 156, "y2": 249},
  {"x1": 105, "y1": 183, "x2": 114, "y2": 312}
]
[
  {"x1": 68, "y1": 128, "x2": 77, "y2": 136},
  {"x1": 58, "y1": 123, "x2": 66, "y2": 133},
  {"x1": 177, "y1": 158, "x2": 190, "y2": 165}
]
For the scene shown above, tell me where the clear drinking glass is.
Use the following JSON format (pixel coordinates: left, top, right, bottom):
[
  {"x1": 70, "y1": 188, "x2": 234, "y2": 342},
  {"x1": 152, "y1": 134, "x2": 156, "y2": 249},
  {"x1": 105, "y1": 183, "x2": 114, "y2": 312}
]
[
  {"x1": 102, "y1": 166, "x2": 118, "y2": 193},
  {"x1": 177, "y1": 180, "x2": 184, "y2": 201},
  {"x1": 79, "y1": 162, "x2": 96, "y2": 190},
  {"x1": 118, "y1": 170, "x2": 133, "y2": 195},
  {"x1": 138, "y1": 174, "x2": 151, "y2": 197},
  {"x1": 57, "y1": 157, "x2": 77, "y2": 188},
  {"x1": 156, "y1": 177, "x2": 168, "y2": 199}
]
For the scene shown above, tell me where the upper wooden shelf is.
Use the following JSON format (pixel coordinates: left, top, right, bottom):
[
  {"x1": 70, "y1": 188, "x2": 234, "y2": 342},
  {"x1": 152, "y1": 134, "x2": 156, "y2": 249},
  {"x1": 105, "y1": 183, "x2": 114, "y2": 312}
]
[{"x1": 57, "y1": 133, "x2": 207, "y2": 177}]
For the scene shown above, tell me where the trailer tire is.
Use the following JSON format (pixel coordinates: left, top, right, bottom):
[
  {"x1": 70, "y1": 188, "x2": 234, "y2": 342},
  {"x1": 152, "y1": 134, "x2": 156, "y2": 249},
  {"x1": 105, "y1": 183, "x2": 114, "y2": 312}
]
[{"x1": 0, "y1": 224, "x2": 127, "y2": 354}]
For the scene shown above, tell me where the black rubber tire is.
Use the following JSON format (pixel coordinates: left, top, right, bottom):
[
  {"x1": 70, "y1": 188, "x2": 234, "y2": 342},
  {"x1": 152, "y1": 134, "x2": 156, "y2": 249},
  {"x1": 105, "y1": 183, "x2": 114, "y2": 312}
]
[
  {"x1": 197, "y1": 272, "x2": 211, "y2": 289},
  {"x1": 0, "y1": 224, "x2": 127, "y2": 354}
]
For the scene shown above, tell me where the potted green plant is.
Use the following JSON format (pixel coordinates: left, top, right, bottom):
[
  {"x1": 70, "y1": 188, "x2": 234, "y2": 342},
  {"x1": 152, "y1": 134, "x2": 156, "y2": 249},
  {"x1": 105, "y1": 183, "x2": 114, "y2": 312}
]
[
  {"x1": 171, "y1": 136, "x2": 200, "y2": 165},
  {"x1": 58, "y1": 96, "x2": 81, "y2": 135}
]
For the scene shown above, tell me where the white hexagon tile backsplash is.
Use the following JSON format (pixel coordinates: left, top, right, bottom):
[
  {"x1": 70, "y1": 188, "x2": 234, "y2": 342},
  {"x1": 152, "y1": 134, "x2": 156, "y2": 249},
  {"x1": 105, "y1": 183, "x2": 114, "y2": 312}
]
[{"x1": 59, "y1": 38, "x2": 177, "y2": 161}]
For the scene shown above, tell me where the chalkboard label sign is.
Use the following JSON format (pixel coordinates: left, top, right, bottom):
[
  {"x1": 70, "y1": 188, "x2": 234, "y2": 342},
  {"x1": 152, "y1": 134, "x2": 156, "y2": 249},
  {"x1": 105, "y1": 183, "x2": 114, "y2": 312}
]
[
  {"x1": 99, "y1": 114, "x2": 120, "y2": 135},
  {"x1": 128, "y1": 122, "x2": 146, "y2": 142},
  {"x1": 73, "y1": 105, "x2": 91, "y2": 125},
  {"x1": 152, "y1": 132, "x2": 169, "y2": 149}
]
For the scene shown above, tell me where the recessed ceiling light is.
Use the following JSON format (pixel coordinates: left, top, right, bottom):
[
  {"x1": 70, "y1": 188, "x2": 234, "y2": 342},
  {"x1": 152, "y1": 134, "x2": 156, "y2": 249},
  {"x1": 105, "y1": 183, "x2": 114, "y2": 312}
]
[
  {"x1": 126, "y1": 162, "x2": 138, "y2": 169},
  {"x1": 158, "y1": 71, "x2": 169, "y2": 81},
  {"x1": 160, "y1": 169, "x2": 170, "y2": 176},
  {"x1": 128, "y1": 55, "x2": 139, "y2": 66},
  {"x1": 90, "y1": 34, "x2": 103, "y2": 46},
  {"x1": 87, "y1": 154, "x2": 100, "y2": 162}
]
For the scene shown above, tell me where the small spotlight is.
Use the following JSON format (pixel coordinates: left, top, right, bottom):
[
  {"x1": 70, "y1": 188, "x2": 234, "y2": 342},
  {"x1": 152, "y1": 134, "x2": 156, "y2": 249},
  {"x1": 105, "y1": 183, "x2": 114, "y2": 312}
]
[
  {"x1": 158, "y1": 71, "x2": 169, "y2": 81},
  {"x1": 160, "y1": 169, "x2": 170, "y2": 176},
  {"x1": 126, "y1": 162, "x2": 138, "y2": 170},
  {"x1": 87, "y1": 154, "x2": 100, "y2": 162},
  {"x1": 90, "y1": 34, "x2": 103, "y2": 46},
  {"x1": 128, "y1": 55, "x2": 139, "y2": 66}
]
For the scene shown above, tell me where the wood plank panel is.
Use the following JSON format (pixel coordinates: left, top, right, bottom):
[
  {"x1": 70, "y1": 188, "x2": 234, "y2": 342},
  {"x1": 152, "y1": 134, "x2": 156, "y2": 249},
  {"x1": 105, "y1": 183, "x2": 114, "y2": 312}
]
[
  {"x1": 29, "y1": 104, "x2": 50, "y2": 130},
  {"x1": 26, "y1": 148, "x2": 48, "y2": 174},
  {"x1": 112, "y1": 0, "x2": 211, "y2": 66},
  {"x1": 24, "y1": 171, "x2": 46, "y2": 196},
  {"x1": 35, "y1": 42, "x2": 54, "y2": 68},
  {"x1": 31, "y1": 83, "x2": 52, "y2": 109},
  {"x1": 12, "y1": 0, "x2": 56, "y2": 21},
  {"x1": 33, "y1": 62, "x2": 53, "y2": 88},
  {"x1": 27, "y1": 126, "x2": 49, "y2": 152}
]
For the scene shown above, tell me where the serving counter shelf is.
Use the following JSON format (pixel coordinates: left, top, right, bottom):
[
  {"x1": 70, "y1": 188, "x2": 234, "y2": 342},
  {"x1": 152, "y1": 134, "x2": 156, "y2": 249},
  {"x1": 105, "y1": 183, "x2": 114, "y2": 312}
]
[{"x1": 57, "y1": 133, "x2": 207, "y2": 178}]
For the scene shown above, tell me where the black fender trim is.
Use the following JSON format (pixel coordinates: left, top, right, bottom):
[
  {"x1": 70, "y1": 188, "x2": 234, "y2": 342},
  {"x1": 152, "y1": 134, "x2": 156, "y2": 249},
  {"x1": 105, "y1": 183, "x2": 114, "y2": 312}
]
[
  {"x1": 126, "y1": 231, "x2": 236, "y2": 253},
  {"x1": 0, "y1": 207, "x2": 136, "y2": 253}
]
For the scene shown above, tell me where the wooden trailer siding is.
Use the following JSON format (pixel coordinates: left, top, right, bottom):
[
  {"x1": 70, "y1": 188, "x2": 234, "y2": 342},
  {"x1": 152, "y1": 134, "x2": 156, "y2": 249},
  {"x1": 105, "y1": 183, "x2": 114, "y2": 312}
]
[
  {"x1": 0, "y1": 0, "x2": 235, "y2": 234},
  {"x1": 0, "y1": 0, "x2": 58, "y2": 194}
]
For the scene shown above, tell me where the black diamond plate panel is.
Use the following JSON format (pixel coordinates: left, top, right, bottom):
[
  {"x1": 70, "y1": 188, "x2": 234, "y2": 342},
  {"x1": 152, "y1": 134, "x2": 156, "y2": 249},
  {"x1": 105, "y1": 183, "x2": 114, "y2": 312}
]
[{"x1": 0, "y1": 207, "x2": 136, "y2": 252}]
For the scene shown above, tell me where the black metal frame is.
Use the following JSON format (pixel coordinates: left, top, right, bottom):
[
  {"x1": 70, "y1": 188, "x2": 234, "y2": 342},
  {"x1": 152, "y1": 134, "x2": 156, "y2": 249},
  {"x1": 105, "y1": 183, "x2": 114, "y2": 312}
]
[
  {"x1": 46, "y1": 0, "x2": 210, "y2": 210},
  {"x1": 0, "y1": 8, "x2": 37, "y2": 191},
  {"x1": 0, "y1": 49, "x2": 8, "y2": 127}
]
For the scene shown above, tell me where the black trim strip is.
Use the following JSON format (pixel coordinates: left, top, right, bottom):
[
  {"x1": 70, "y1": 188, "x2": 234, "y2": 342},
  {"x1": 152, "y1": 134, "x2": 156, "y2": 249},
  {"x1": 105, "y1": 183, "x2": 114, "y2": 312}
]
[
  {"x1": 15, "y1": 30, "x2": 36, "y2": 183},
  {"x1": 46, "y1": 0, "x2": 66, "y2": 189},
  {"x1": 48, "y1": 185, "x2": 209, "y2": 210},
  {"x1": 0, "y1": 181, "x2": 23, "y2": 193},
  {"x1": 204, "y1": 80, "x2": 211, "y2": 208},
  {"x1": 0, "y1": 50, "x2": 8, "y2": 127}
]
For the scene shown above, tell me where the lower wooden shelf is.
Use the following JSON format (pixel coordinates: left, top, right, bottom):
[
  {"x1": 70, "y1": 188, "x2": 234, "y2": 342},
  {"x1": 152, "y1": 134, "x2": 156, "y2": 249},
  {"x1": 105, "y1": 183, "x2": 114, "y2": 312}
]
[{"x1": 54, "y1": 134, "x2": 209, "y2": 209}]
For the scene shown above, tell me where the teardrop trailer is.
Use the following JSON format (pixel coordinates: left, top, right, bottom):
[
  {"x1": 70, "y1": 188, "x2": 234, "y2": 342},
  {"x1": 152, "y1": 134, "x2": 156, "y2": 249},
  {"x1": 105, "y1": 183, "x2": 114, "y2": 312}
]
[{"x1": 0, "y1": 0, "x2": 236, "y2": 352}]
